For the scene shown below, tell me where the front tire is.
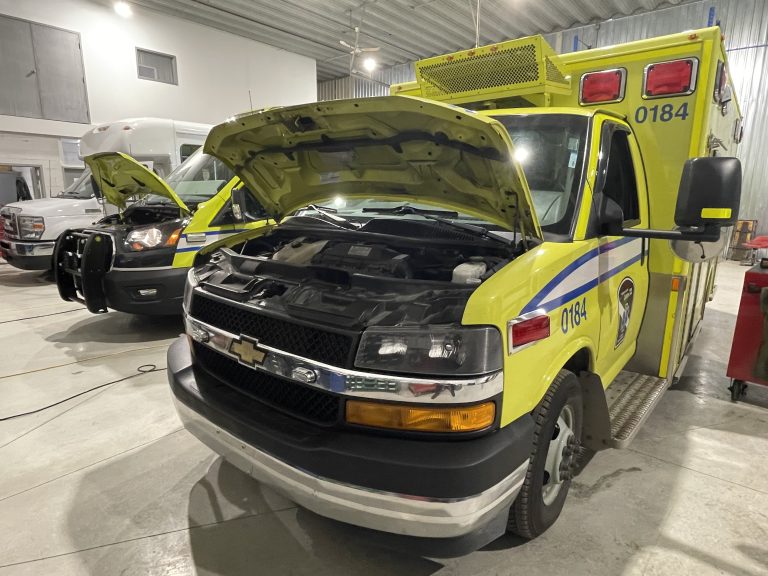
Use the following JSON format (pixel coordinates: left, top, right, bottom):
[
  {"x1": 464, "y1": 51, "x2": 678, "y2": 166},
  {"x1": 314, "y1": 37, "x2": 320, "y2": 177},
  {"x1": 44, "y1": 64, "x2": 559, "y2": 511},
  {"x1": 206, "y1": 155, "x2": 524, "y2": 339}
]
[{"x1": 508, "y1": 370, "x2": 583, "y2": 539}]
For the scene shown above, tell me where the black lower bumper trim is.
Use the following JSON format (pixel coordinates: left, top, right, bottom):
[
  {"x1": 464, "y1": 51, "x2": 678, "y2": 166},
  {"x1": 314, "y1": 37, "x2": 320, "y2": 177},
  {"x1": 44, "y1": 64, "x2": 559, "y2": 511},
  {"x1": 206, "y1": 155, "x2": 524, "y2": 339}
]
[
  {"x1": 100, "y1": 266, "x2": 187, "y2": 315},
  {"x1": 168, "y1": 336, "x2": 533, "y2": 500}
]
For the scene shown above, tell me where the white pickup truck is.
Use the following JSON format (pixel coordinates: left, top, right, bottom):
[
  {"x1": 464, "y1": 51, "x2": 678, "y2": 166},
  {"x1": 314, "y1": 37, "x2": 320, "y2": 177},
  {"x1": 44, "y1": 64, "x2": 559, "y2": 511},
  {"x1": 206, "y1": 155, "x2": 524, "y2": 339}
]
[{"x1": 0, "y1": 118, "x2": 210, "y2": 270}]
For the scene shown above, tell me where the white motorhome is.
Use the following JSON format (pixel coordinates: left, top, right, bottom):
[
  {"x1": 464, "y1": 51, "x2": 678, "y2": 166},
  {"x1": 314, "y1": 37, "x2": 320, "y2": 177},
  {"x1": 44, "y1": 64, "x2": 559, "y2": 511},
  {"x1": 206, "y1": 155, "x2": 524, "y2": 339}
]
[{"x1": 0, "y1": 118, "x2": 211, "y2": 270}]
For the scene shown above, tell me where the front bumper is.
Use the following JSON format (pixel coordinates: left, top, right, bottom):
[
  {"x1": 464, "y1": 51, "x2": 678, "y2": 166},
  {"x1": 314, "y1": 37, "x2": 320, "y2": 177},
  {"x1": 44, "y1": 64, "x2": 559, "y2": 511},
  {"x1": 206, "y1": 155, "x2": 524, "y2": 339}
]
[
  {"x1": 100, "y1": 266, "x2": 187, "y2": 315},
  {"x1": 168, "y1": 335, "x2": 532, "y2": 543},
  {"x1": 0, "y1": 239, "x2": 55, "y2": 270},
  {"x1": 55, "y1": 229, "x2": 186, "y2": 315}
]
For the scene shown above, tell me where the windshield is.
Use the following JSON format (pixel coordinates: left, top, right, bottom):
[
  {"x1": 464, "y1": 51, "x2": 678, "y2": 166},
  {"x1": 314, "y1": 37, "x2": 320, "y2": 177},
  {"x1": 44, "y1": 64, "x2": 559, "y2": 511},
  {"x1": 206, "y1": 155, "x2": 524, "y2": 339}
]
[
  {"x1": 57, "y1": 169, "x2": 97, "y2": 200},
  {"x1": 493, "y1": 114, "x2": 588, "y2": 236},
  {"x1": 146, "y1": 149, "x2": 235, "y2": 205}
]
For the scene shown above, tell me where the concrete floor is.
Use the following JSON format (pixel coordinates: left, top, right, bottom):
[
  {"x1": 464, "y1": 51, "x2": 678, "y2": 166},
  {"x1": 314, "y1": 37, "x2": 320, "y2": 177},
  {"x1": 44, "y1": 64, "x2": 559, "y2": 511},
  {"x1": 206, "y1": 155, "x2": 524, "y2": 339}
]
[{"x1": 0, "y1": 259, "x2": 767, "y2": 576}]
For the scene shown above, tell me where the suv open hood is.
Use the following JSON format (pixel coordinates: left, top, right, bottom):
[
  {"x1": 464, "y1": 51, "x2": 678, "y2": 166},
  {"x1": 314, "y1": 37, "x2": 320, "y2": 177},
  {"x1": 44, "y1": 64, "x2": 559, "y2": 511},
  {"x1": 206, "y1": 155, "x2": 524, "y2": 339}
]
[
  {"x1": 85, "y1": 152, "x2": 189, "y2": 213},
  {"x1": 204, "y1": 96, "x2": 541, "y2": 238}
]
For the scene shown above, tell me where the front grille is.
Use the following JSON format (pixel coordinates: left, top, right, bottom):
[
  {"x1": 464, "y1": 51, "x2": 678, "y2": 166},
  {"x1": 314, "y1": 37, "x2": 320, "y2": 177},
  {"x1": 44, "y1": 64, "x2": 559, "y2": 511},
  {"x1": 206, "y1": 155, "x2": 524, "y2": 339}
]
[
  {"x1": 190, "y1": 293, "x2": 356, "y2": 367},
  {"x1": 193, "y1": 342, "x2": 341, "y2": 425},
  {"x1": 0, "y1": 211, "x2": 18, "y2": 239}
]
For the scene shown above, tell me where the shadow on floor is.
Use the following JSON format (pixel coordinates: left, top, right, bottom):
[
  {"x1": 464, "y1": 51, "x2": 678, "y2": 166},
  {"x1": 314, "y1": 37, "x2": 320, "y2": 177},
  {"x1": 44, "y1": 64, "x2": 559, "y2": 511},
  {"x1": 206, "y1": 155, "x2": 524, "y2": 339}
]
[
  {"x1": 45, "y1": 312, "x2": 183, "y2": 347},
  {"x1": 185, "y1": 459, "x2": 443, "y2": 576},
  {"x1": 0, "y1": 268, "x2": 53, "y2": 287}
]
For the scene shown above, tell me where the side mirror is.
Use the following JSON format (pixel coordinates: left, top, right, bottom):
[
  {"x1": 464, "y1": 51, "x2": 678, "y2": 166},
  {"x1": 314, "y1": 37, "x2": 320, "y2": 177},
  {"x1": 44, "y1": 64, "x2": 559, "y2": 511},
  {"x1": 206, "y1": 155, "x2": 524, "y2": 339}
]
[
  {"x1": 596, "y1": 195, "x2": 625, "y2": 236},
  {"x1": 674, "y1": 157, "x2": 741, "y2": 229},
  {"x1": 230, "y1": 186, "x2": 247, "y2": 223}
]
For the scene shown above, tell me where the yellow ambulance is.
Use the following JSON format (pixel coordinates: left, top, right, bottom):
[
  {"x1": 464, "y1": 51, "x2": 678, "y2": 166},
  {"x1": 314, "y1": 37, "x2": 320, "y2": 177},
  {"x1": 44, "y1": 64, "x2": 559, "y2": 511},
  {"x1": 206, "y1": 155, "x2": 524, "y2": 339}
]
[{"x1": 168, "y1": 27, "x2": 742, "y2": 552}]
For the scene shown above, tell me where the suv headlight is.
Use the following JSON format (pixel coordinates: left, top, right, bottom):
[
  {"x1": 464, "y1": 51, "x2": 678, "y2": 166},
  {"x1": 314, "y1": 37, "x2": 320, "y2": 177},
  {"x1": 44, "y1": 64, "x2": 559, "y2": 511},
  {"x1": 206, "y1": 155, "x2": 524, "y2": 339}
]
[
  {"x1": 18, "y1": 216, "x2": 45, "y2": 240},
  {"x1": 354, "y1": 325, "x2": 502, "y2": 376},
  {"x1": 125, "y1": 222, "x2": 182, "y2": 251}
]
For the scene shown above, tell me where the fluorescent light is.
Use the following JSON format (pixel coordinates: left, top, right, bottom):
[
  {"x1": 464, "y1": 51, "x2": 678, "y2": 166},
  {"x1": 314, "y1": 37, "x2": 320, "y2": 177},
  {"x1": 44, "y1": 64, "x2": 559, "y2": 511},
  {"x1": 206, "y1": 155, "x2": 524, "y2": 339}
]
[
  {"x1": 114, "y1": 1, "x2": 133, "y2": 17},
  {"x1": 362, "y1": 57, "x2": 377, "y2": 72},
  {"x1": 513, "y1": 147, "x2": 529, "y2": 163}
]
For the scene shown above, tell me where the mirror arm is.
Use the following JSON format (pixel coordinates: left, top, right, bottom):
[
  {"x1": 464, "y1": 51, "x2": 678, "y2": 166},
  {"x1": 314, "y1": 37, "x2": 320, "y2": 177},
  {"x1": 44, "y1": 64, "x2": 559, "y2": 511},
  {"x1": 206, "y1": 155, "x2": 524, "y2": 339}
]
[{"x1": 620, "y1": 224, "x2": 721, "y2": 242}]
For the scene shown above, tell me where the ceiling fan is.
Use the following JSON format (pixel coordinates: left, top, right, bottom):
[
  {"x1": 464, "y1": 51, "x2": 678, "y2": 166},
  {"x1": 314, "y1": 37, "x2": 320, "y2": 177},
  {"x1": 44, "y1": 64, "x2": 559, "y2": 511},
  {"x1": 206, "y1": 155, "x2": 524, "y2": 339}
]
[{"x1": 329, "y1": 26, "x2": 381, "y2": 74}]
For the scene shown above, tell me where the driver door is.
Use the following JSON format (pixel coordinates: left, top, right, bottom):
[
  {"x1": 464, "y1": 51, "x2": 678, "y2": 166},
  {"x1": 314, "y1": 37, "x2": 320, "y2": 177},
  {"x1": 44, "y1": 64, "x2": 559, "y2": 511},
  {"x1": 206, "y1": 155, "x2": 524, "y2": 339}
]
[{"x1": 593, "y1": 120, "x2": 650, "y2": 379}]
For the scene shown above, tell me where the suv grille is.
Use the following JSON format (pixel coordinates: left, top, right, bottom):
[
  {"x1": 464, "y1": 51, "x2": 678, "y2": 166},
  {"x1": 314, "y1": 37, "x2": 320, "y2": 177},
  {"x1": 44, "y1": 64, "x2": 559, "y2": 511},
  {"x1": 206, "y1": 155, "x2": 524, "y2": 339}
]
[
  {"x1": 193, "y1": 342, "x2": 341, "y2": 425},
  {"x1": 190, "y1": 294, "x2": 356, "y2": 367}
]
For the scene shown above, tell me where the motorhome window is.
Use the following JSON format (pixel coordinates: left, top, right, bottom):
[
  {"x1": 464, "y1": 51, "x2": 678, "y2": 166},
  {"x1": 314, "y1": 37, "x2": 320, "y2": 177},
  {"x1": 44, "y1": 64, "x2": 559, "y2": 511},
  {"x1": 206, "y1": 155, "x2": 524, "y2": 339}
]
[
  {"x1": 493, "y1": 114, "x2": 588, "y2": 236},
  {"x1": 180, "y1": 144, "x2": 201, "y2": 163},
  {"x1": 603, "y1": 129, "x2": 640, "y2": 224},
  {"x1": 57, "y1": 168, "x2": 97, "y2": 199}
]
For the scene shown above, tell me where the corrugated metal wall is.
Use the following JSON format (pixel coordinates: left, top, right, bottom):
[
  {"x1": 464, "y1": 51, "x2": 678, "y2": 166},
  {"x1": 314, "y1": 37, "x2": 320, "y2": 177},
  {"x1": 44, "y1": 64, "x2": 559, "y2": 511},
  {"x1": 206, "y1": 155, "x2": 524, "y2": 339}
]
[
  {"x1": 317, "y1": 62, "x2": 416, "y2": 100},
  {"x1": 317, "y1": 0, "x2": 768, "y2": 228}
]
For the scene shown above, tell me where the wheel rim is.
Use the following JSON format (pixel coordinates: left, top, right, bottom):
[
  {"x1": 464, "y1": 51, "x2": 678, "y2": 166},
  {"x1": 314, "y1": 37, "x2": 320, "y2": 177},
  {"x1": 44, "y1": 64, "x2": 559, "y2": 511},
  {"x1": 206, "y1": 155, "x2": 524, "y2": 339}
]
[{"x1": 542, "y1": 404, "x2": 578, "y2": 506}]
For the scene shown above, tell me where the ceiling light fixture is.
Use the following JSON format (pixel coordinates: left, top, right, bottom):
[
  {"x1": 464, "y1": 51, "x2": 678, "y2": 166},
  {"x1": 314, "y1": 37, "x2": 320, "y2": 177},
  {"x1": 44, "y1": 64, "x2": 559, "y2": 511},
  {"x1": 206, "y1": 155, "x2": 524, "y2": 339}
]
[
  {"x1": 114, "y1": 1, "x2": 133, "y2": 17},
  {"x1": 362, "y1": 57, "x2": 377, "y2": 72}
]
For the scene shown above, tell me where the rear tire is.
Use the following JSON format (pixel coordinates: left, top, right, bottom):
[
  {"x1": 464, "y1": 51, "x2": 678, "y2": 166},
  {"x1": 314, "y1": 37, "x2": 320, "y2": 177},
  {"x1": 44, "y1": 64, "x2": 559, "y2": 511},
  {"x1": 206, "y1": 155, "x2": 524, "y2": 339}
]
[{"x1": 508, "y1": 370, "x2": 583, "y2": 539}]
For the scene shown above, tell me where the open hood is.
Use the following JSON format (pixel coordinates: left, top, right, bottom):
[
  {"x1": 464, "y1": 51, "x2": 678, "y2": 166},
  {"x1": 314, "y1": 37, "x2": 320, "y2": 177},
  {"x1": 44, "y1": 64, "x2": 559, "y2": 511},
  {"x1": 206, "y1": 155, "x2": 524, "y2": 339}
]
[
  {"x1": 204, "y1": 96, "x2": 541, "y2": 238},
  {"x1": 84, "y1": 152, "x2": 189, "y2": 213}
]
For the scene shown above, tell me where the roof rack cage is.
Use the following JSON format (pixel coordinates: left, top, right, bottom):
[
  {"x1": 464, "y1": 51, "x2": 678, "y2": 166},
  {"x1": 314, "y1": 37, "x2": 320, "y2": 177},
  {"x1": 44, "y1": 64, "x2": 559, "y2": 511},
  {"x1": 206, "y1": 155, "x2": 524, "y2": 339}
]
[{"x1": 413, "y1": 35, "x2": 571, "y2": 106}]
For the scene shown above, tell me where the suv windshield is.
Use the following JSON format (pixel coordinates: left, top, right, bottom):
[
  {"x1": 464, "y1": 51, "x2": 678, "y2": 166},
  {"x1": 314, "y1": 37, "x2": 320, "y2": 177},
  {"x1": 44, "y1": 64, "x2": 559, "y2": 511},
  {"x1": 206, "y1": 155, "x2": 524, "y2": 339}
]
[
  {"x1": 492, "y1": 114, "x2": 588, "y2": 236},
  {"x1": 145, "y1": 149, "x2": 235, "y2": 205},
  {"x1": 57, "y1": 169, "x2": 98, "y2": 200}
]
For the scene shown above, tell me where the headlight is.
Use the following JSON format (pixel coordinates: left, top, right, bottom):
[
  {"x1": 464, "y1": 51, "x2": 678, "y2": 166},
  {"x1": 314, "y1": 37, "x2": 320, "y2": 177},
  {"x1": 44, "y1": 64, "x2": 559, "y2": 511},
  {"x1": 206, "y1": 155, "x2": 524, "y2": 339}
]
[
  {"x1": 183, "y1": 267, "x2": 199, "y2": 312},
  {"x1": 354, "y1": 325, "x2": 502, "y2": 376},
  {"x1": 18, "y1": 216, "x2": 45, "y2": 240},
  {"x1": 125, "y1": 223, "x2": 182, "y2": 251}
]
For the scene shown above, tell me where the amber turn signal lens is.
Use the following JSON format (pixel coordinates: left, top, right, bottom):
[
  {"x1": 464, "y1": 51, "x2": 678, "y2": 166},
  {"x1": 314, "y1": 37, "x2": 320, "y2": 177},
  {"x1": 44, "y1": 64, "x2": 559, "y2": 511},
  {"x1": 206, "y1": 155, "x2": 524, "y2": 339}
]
[
  {"x1": 165, "y1": 228, "x2": 183, "y2": 247},
  {"x1": 345, "y1": 400, "x2": 495, "y2": 432}
]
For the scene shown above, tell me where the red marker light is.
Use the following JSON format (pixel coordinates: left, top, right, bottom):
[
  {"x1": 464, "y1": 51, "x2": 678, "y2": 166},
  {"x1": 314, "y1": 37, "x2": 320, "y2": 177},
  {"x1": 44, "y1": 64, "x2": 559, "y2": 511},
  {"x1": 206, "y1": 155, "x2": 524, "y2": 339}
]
[
  {"x1": 580, "y1": 69, "x2": 626, "y2": 104},
  {"x1": 644, "y1": 58, "x2": 697, "y2": 97},
  {"x1": 509, "y1": 314, "x2": 550, "y2": 351}
]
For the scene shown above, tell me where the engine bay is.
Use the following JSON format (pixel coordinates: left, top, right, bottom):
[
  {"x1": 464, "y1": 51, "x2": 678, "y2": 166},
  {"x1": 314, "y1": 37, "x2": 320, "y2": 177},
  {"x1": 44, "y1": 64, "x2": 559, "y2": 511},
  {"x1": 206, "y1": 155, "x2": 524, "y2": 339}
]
[{"x1": 196, "y1": 217, "x2": 526, "y2": 329}]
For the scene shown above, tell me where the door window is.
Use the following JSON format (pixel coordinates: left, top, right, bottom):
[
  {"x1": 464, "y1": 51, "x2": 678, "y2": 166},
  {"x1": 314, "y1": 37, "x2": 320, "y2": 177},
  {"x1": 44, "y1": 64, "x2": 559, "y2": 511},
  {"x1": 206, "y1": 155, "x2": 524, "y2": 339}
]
[{"x1": 603, "y1": 129, "x2": 640, "y2": 225}]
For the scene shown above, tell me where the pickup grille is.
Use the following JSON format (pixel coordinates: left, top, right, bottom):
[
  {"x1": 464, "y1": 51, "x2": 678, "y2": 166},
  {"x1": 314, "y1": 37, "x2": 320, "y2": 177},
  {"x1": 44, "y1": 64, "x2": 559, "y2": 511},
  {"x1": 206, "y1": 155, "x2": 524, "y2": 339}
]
[
  {"x1": 0, "y1": 210, "x2": 19, "y2": 239},
  {"x1": 193, "y1": 342, "x2": 341, "y2": 425},
  {"x1": 190, "y1": 293, "x2": 357, "y2": 367}
]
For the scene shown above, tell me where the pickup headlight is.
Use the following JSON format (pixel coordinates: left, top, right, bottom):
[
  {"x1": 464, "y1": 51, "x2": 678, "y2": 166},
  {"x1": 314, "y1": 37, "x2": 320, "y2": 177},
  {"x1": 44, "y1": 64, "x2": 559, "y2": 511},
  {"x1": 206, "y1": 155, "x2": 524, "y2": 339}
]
[
  {"x1": 125, "y1": 222, "x2": 182, "y2": 251},
  {"x1": 18, "y1": 216, "x2": 45, "y2": 240},
  {"x1": 354, "y1": 325, "x2": 502, "y2": 376}
]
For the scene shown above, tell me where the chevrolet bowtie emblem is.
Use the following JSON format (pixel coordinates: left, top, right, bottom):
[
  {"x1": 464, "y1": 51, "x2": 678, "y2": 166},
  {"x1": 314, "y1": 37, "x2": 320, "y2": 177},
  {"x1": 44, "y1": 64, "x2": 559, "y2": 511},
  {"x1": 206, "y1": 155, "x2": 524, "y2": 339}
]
[{"x1": 229, "y1": 335, "x2": 267, "y2": 367}]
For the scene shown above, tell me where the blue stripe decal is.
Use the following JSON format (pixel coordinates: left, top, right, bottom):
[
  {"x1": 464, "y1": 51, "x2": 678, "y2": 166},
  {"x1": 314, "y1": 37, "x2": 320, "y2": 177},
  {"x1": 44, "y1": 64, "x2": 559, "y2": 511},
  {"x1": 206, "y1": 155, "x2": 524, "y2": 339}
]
[
  {"x1": 521, "y1": 247, "x2": 599, "y2": 314},
  {"x1": 181, "y1": 228, "x2": 251, "y2": 239},
  {"x1": 536, "y1": 278, "x2": 600, "y2": 314},
  {"x1": 599, "y1": 253, "x2": 642, "y2": 284},
  {"x1": 521, "y1": 238, "x2": 643, "y2": 315},
  {"x1": 598, "y1": 236, "x2": 636, "y2": 254}
]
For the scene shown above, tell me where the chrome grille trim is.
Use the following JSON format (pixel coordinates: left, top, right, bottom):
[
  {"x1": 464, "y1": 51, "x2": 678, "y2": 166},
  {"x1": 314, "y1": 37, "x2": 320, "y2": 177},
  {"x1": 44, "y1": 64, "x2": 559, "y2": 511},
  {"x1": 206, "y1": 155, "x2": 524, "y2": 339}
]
[{"x1": 185, "y1": 313, "x2": 504, "y2": 404}]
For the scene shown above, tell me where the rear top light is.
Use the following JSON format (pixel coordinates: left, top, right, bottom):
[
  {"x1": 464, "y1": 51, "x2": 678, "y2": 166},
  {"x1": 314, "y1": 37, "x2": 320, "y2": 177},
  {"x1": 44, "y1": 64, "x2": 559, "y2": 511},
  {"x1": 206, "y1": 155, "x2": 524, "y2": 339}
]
[
  {"x1": 643, "y1": 58, "x2": 698, "y2": 98},
  {"x1": 580, "y1": 68, "x2": 626, "y2": 104},
  {"x1": 508, "y1": 313, "x2": 550, "y2": 352}
]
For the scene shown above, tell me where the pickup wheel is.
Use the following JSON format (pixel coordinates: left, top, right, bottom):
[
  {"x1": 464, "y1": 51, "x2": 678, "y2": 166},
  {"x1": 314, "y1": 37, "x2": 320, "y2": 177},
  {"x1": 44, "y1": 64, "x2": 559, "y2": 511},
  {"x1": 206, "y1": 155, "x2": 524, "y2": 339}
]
[{"x1": 507, "y1": 369, "x2": 583, "y2": 539}]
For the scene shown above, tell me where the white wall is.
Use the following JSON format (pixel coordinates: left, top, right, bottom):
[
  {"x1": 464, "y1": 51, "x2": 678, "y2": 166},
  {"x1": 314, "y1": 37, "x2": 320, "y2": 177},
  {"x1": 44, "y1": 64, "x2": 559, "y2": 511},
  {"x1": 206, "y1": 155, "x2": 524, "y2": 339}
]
[{"x1": 0, "y1": 0, "x2": 317, "y2": 139}]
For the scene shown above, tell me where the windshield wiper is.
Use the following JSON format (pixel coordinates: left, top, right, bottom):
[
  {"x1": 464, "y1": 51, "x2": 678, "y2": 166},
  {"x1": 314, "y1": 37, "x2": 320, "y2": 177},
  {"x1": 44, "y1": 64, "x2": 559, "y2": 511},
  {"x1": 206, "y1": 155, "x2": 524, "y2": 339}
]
[
  {"x1": 362, "y1": 205, "x2": 512, "y2": 245},
  {"x1": 302, "y1": 204, "x2": 361, "y2": 230}
]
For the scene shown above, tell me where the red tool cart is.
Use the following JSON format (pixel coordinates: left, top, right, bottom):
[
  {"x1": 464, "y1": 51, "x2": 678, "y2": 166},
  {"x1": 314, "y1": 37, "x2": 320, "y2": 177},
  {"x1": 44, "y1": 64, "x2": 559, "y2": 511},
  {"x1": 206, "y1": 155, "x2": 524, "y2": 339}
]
[{"x1": 727, "y1": 260, "x2": 768, "y2": 400}]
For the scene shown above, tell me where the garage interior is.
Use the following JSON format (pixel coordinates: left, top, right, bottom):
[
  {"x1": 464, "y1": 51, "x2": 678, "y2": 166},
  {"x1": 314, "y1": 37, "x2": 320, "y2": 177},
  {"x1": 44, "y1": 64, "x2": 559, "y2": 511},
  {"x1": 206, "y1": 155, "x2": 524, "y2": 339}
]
[{"x1": 1, "y1": 0, "x2": 768, "y2": 575}]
